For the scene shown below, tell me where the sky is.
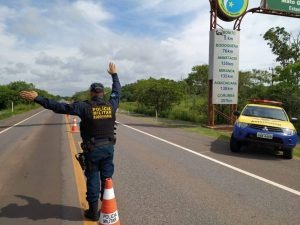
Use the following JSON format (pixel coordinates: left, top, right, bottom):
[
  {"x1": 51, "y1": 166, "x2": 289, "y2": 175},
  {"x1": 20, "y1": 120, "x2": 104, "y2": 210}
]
[{"x1": 0, "y1": 0, "x2": 299, "y2": 96}]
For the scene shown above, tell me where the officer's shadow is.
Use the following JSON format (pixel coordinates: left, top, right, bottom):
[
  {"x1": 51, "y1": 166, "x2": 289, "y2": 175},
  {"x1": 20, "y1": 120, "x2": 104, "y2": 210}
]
[{"x1": 0, "y1": 195, "x2": 82, "y2": 221}]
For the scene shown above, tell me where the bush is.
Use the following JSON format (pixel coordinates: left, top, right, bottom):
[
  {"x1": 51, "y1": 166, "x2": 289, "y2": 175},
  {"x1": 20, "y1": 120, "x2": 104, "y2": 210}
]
[
  {"x1": 119, "y1": 102, "x2": 156, "y2": 116},
  {"x1": 119, "y1": 102, "x2": 138, "y2": 112},
  {"x1": 119, "y1": 97, "x2": 208, "y2": 124},
  {"x1": 168, "y1": 97, "x2": 207, "y2": 123}
]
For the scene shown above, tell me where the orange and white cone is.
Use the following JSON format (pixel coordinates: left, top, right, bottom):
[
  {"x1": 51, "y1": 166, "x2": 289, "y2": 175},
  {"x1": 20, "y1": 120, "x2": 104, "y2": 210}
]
[
  {"x1": 71, "y1": 118, "x2": 79, "y2": 133},
  {"x1": 99, "y1": 178, "x2": 120, "y2": 225}
]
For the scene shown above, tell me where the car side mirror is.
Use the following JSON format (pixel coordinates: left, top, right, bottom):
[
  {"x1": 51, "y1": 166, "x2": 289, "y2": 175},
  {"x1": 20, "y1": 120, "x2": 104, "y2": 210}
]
[
  {"x1": 233, "y1": 111, "x2": 240, "y2": 117},
  {"x1": 291, "y1": 117, "x2": 298, "y2": 122}
]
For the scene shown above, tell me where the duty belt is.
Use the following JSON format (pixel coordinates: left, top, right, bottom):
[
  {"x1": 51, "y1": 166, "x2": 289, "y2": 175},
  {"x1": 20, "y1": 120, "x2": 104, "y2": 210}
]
[
  {"x1": 81, "y1": 138, "x2": 113, "y2": 152},
  {"x1": 94, "y1": 139, "x2": 112, "y2": 147}
]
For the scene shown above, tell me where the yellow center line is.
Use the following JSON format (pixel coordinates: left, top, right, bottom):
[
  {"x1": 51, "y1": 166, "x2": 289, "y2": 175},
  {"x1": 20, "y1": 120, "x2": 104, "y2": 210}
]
[{"x1": 64, "y1": 115, "x2": 97, "y2": 225}]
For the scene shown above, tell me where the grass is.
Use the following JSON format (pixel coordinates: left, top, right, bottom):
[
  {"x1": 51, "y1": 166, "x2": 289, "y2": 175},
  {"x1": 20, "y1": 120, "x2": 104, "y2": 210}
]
[
  {"x1": 119, "y1": 102, "x2": 138, "y2": 112},
  {"x1": 157, "y1": 118, "x2": 232, "y2": 141},
  {"x1": 0, "y1": 104, "x2": 40, "y2": 120},
  {"x1": 294, "y1": 145, "x2": 300, "y2": 158},
  {"x1": 184, "y1": 126, "x2": 231, "y2": 141}
]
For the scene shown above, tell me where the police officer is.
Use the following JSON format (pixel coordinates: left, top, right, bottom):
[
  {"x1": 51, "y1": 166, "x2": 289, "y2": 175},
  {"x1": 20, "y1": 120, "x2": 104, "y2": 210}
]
[{"x1": 20, "y1": 62, "x2": 121, "y2": 221}]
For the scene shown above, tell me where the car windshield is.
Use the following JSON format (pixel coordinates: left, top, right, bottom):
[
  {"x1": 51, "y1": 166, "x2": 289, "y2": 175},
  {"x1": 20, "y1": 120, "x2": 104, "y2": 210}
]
[{"x1": 242, "y1": 105, "x2": 288, "y2": 121}]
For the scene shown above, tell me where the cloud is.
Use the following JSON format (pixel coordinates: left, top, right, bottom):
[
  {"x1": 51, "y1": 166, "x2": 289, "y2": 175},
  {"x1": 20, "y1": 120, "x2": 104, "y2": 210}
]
[
  {"x1": 73, "y1": 1, "x2": 112, "y2": 23},
  {"x1": 0, "y1": 63, "x2": 29, "y2": 84},
  {"x1": 4, "y1": 63, "x2": 28, "y2": 74},
  {"x1": 0, "y1": 6, "x2": 17, "y2": 48},
  {"x1": 11, "y1": 7, "x2": 46, "y2": 39},
  {"x1": 135, "y1": 0, "x2": 207, "y2": 16},
  {"x1": 0, "y1": 6, "x2": 14, "y2": 22},
  {"x1": 35, "y1": 52, "x2": 64, "y2": 66}
]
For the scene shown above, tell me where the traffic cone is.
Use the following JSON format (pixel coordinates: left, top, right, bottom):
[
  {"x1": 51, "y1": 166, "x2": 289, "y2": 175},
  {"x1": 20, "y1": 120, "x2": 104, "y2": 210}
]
[
  {"x1": 71, "y1": 118, "x2": 79, "y2": 132},
  {"x1": 99, "y1": 178, "x2": 120, "y2": 225}
]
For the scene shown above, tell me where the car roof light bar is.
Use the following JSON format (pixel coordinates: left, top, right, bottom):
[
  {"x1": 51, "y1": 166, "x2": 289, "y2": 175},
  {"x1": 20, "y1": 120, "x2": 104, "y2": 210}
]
[{"x1": 248, "y1": 99, "x2": 283, "y2": 106}]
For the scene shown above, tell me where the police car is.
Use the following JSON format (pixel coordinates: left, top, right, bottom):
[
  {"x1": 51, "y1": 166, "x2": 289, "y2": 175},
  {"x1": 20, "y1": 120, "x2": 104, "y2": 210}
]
[{"x1": 230, "y1": 99, "x2": 298, "y2": 159}]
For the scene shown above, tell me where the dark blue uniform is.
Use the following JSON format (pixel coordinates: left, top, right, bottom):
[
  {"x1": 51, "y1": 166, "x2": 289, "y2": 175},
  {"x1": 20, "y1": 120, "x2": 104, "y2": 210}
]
[{"x1": 34, "y1": 74, "x2": 121, "y2": 204}]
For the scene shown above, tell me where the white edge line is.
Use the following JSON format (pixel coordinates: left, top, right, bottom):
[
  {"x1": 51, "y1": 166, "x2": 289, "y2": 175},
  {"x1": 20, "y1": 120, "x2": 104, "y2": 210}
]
[
  {"x1": 117, "y1": 121, "x2": 300, "y2": 196},
  {"x1": 0, "y1": 109, "x2": 46, "y2": 135}
]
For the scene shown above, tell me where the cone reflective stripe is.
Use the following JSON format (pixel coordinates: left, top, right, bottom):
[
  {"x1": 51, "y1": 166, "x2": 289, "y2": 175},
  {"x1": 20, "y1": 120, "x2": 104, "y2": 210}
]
[
  {"x1": 71, "y1": 118, "x2": 79, "y2": 132},
  {"x1": 99, "y1": 178, "x2": 120, "y2": 225},
  {"x1": 103, "y1": 188, "x2": 115, "y2": 200}
]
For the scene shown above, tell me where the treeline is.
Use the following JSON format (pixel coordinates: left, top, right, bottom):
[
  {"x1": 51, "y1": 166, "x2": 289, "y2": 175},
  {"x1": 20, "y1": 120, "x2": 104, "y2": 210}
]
[
  {"x1": 72, "y1": 87, "x2": 112, "y2": 102},
  {"x1": 0, "y1": 81, "x2": 59, "y2": 110},
  {"x1": 120, "y1": 27, "x2": 300, "y2": 131},
  {"x1": 120, "y1": 67, "x2": 207, "y2": 122}
]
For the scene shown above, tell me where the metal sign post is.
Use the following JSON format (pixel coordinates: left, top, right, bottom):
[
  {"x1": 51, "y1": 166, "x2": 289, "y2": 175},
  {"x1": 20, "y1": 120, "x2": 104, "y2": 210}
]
[{"x1": 208, "y1": 0, "x2": 217, "y2": 127}]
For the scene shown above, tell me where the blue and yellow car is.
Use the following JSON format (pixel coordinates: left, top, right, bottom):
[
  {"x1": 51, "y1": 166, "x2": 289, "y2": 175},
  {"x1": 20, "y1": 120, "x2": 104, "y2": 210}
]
[{"x1": 230, "y1": 100, "x2": 298, "y2": 159}]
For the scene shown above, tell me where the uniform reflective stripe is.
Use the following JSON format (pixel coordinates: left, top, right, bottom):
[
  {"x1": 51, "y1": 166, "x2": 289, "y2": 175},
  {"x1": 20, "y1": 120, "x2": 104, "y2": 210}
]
[
  {"x1": 99, "y1": 210, "x2": 119, "y2": 224},
  {"x1": 103, "y1": 188, "x2": 115, "y2": 200}
]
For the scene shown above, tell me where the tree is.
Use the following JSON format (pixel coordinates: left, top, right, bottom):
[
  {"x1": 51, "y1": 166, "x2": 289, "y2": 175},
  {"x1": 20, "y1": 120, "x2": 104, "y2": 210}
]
[
  {"x1": 135, "y1": 78, "x2": 184, "y2": 115},
  {"x1": 7, "y1": 81, "x2": 35, "y2": 92},
  {"x1": 0, "y1": 86, "x2": 15, "y2": 109},
  {"x1": 263, "y1": 27, "x2": 300, "y2": 67},
  {"x1": 184, "y1": 65, "x2": 209, "y2": 96},
  {"x1": 250, "y1": 69, "x2": 272, "y2": 86},
  {"x1": 72, "y1": 90, "x2": 90, "y2": 102},
  {"x1": 72, "y1": 87, "x2": 112, "y2": 102},
  {"x1": 120, "y1": 83, "x2": 137, "y2": 102},
  {"x1": 0, "y1": 81, "x2": 58, "y2": 110},
  {"x1": 0, "y1": 81, "x2": 36, "y2": 108},
  {"x1": 274, "y1": 61, "x2": 300, "y2": 85},
  {"x1": 263, "y1": 27, "x2": 300, "y2": 87},
  {"x1": 263, "y1": 27, "x2": 300, "y2": 131}
]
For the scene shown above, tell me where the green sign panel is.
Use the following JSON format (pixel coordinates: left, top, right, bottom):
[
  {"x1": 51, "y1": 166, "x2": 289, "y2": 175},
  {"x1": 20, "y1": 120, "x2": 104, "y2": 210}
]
[{"x1": 265, "y1": 0, "x2": 300, "y2": 15}]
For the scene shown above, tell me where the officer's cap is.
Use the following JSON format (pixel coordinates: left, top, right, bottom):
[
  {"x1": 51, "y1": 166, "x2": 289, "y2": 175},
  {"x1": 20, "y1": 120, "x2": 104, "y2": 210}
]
[{"x1": 90, "y1": 83, "x2": 104, "y2": 93}]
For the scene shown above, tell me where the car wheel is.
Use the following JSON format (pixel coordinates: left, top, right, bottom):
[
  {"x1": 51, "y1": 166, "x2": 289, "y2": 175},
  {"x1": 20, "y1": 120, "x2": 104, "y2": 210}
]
[
  {"x1": 230, "y1": 134, "x2": 241, "y2": 152},
  {"x1": 283, "y1": 148, "x2": 293, "y2": 159}
]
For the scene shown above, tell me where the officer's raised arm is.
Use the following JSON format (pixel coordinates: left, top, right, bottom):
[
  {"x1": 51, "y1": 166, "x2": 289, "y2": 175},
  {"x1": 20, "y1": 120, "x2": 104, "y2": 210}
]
[{"x1": 107, "y1": 62, "x2": 121, "y2": 112}]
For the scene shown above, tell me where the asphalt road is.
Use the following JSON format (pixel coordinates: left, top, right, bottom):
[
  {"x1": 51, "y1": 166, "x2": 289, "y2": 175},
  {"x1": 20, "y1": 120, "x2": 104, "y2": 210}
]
[
  {"x1": 0, "y1": 109, "x2": 83, "y2": 225},
  {"x1": 0, "y1": 109, "x2": 299, "y2": 225}
]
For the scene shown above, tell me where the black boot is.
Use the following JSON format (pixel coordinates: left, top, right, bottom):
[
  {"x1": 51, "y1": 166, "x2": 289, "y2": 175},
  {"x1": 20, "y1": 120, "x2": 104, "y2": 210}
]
[{"x1": 84, "y1": 201, "x2": 99, "y2": 221}]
